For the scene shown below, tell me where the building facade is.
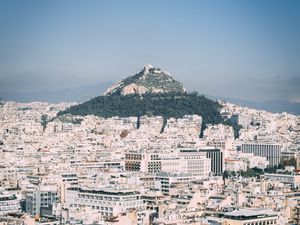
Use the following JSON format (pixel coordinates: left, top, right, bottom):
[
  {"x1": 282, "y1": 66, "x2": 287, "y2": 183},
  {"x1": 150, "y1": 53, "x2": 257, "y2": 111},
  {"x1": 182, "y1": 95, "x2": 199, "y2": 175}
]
[
  {"x1": 65, "y1": 187, "x2": 147, "y2": 224},
  {"x1": 241, "y1": 143, "x2": 281, "y2": 167}
]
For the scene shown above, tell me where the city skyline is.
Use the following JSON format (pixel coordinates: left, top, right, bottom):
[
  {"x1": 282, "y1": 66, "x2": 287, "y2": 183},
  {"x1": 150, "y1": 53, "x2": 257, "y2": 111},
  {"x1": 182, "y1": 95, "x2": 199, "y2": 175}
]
[{"x1": 1, "y1": 2, "x2": 300, "y2": 224}]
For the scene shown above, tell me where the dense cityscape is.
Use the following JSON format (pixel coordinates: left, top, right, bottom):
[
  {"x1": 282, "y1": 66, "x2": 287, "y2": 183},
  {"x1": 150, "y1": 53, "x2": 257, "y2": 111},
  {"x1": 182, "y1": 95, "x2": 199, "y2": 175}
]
[
  {"x1": 0, "y1": 64, "x2": 300, "y2": 225},
  {"x1": 1, "y1": 1, "x2": 300, "y2": 224}
]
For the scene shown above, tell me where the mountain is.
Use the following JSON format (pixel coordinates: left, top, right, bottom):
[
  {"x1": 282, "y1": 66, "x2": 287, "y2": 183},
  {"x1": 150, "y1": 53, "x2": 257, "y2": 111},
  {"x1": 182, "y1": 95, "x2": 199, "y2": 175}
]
[
  {"x1": 0, "y1": 82, "x2": 114, "y2": 103},
  {"x1": 58, "y1": 65, "x2": 235, "y2": 135},
  {"x1": 104, "y1": 64, "x2": 186, "y2": 96}
]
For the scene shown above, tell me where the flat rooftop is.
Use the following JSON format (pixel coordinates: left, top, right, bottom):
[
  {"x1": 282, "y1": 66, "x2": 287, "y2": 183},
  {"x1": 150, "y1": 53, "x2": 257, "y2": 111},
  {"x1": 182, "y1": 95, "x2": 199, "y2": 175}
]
[{"x1": 224, "y1": 208, "x2": 277, "y2": 220}]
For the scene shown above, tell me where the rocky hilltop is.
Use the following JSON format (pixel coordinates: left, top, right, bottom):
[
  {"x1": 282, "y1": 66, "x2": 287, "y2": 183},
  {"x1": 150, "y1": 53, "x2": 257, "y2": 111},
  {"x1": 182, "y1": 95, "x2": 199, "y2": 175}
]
[{"x1": 104, "y1": 64, "x2": 186, "y2": 96}]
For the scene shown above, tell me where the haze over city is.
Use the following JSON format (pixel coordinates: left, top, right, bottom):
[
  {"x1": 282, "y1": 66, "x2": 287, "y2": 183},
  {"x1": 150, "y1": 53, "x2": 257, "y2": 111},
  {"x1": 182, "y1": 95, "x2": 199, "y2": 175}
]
[{"x1": 0, "y1": 0, "x2": 300, "y2": 111}]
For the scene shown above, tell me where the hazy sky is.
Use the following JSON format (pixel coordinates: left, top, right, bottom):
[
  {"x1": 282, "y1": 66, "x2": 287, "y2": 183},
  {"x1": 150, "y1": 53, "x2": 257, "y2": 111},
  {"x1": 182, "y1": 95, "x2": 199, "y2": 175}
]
[{"x1": 0, "y1": 0, "x2": 300, "y2": 102}]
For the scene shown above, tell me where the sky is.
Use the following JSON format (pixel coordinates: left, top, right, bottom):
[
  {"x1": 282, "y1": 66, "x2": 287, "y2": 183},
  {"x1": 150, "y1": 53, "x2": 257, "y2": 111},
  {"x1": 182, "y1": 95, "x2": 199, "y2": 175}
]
[{"x1": 0, "y1": 0, "x2": 300, "y2": 103}]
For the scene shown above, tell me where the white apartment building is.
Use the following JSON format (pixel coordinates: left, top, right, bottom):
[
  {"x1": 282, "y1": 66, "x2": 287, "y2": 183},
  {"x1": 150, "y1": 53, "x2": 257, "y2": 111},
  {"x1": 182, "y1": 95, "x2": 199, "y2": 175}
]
[
  {"x1": 155, "y1": 172, "x2": 198, "y2": 195},
  {"x1": 225, "y1": 153, "x2": 269, "y2": 172},
  {"x1": 65, "y1": 187, "x2": 147, "y2": 224},
  {"x1": 265, "y1": 172, "x2": 300, "y2": 189},
  {"x1": 0, "y1": 166, "x2": 19, "y2": 180},
  {"x1": 0, "y1": 193, "x2": 20, "y2": 215},
  {"x1": 240, "y1": 154, "x2": 269, "y2": 169}
]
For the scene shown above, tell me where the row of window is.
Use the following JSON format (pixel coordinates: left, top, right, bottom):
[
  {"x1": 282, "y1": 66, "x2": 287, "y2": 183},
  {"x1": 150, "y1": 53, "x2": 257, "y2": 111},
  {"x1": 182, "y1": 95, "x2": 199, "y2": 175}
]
[{"x1": 242, "y1": 219, "x2": 277, "y2": 225}]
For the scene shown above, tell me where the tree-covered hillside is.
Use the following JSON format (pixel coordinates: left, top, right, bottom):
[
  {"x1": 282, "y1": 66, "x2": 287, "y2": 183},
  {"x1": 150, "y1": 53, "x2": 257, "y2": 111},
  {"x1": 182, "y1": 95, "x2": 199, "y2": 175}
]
[
  {"x1": 57, "y1": 92, "x2": 242, "y2": 138},
  {"x1": 58, "y1": 92, "x2": 223, "y2": 125}
]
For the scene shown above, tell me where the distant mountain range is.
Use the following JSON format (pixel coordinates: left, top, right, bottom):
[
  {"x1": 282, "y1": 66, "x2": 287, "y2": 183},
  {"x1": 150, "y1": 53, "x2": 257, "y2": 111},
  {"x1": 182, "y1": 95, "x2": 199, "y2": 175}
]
[{"x1": 207, "y1": 95, "x2": 300, "y2": 115}]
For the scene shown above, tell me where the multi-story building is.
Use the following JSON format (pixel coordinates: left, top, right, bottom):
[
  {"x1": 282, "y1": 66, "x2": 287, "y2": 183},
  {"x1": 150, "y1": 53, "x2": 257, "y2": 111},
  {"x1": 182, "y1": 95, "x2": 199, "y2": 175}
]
[
  {"x1": 65, "y1": 187, "x2": 147, "y2": 224},
  {"x1": 281, "y1": 151, "x2": 297, "y2": 161},
  {"x1": 177, "y1": 149, "x2": 211, "y2": 176},
  {"x1": 184, "y1": 148, "x2": 224, "y2": 176},
  {"x1": 125, "y1": 151, "x2": 161, "y2": 174},
  {"x1": 265, "y1": 172, "x2": 300, "y2": 189},
  {"x1": 72, "y1": 161, "x2": 124, "y2": 172},
  {"x1": 125, "y1": 151, "x2": 143, "y2": 172},
  {"x1": 141, "y1": 191, "x2": 164, "y2": 214},
  {"x1": 230, "y1": 114, "x2": 252, "y2": 128},
  {"x1": 0, "y1": 166, "x2": 19, "y2": 181},
  {"x1": 225, "y1": 153, "x2": 269, "y2": 172},
  {"x1": 155, "y1": 172, "x2": 197, "y2": 195},
  {"x1": 225, "y1": 159, "x2": 247, "y2": 172},
  {"x1": 241, "y1": 143, "x2": 282, "y2": 167},
  {"x1": 126, "y1": 150, "x2": 211, "y2": 177},
  {"x1": 25, "y1": 187, "x2": 59, "y2": 216},
  {"x1": 0, "y1": 193, "x2": 20, "y2": 215}
]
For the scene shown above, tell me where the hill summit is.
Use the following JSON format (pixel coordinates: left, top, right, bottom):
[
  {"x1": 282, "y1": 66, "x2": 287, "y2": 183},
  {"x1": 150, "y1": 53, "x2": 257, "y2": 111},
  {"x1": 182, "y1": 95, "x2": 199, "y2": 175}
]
[
  {"x1": 57, "y1": 65, "x2": 240, "y2": 137},
  {"x1": 104, "y1": 64, "x2": 186, "y2": 96}
]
